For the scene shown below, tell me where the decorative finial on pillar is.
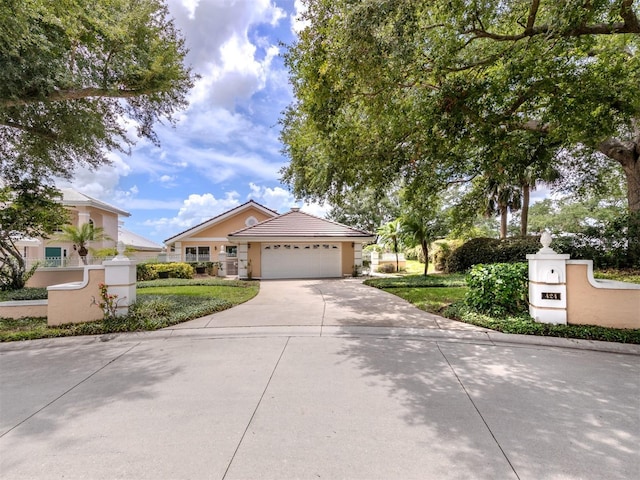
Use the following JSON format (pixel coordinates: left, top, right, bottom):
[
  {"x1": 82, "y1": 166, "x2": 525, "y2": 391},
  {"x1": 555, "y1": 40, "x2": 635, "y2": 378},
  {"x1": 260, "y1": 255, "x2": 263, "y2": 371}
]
[
  {"x1": 538, "y1": 231, "x2": 556, "y2": 254},
  {"x1": 114, "y1": 241, "x2": 127, "y2": 260}
]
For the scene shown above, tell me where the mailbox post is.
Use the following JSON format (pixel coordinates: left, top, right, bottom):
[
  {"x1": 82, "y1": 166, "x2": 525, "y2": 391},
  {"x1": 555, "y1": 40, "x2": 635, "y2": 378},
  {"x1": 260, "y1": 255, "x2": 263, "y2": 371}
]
[{"x1": 526, "y1": 232, "x2": 570, "y2": 325}]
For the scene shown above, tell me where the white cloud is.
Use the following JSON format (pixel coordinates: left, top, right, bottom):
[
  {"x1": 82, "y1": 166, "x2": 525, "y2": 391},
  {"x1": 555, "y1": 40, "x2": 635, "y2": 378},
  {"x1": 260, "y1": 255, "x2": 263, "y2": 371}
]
[
  {"x1": 144, "y1": 191, "x2": 241, "y2": 239},
  {"x1": 169, "y1": 0, "x2": 286, "y2": 109},
  {"x1": 56, "y1": 152, "x2": 131, "y2": 198},
  {"x1": 291, "y1": 0, "x2": 310, "y2": 33},
  {"x1": 247, "y1": 182, "x2": 329, "y2": 218},
  {"x1": 248, "y1": 182, "x2": 296, "y2": 213}
]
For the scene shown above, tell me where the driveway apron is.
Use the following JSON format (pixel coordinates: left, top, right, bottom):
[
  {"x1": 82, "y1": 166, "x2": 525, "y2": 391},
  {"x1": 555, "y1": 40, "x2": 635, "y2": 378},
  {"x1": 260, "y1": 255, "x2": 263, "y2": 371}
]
[{"x1": 170, "y1": 278, "x2": 487, "y2": 332}]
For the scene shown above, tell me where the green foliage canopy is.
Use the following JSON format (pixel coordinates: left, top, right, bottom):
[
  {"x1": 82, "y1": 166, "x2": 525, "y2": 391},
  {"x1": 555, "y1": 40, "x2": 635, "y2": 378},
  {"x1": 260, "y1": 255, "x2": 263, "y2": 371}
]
[
  {"x1": 0, "y1": 180, "x2": 69, "y2": 289},
  {"x1": 0, "y1": 0, "x2": 195, "y2": 183},
  {"x1": 281, "y1": 0, "x2": 639, "y2": 215}
]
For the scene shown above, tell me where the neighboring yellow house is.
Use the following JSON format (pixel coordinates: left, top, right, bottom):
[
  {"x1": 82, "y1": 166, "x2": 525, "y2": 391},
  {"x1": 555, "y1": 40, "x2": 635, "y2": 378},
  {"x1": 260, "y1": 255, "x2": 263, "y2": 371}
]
[
  {"x1": 20, "y1": 189, "x2": 163, "y2": 288},
  {"x1": 165, "y1": 201, "x2": 375, "y2": 279},
  {"x1": 19, "y1": 188, "x2": 129, "y2": 267}
]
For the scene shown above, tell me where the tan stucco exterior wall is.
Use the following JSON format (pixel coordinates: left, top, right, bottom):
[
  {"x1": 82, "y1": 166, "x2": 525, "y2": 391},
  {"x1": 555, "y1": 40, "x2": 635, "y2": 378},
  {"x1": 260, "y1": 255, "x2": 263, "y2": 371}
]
[
  {"x1": 0, "y1": 301, "x2": 47, "y2": 319},
  {"x1": 173, "y1": 206, "x2": 274, "y2": 256},
  {"x1": 247, "y1": 242, "x2": 262, "y2": 278},
  {"x1": 34, "y1": 206, "x2": 119, "y2": 264},
  {"x1": 27, "y1": 268, "x2": 85, "y2": 288},
  {"x1": 566, "y1": 263, "x2": 640, "y2": 329},
  {"x1": 47, "y1": 268, "x2": 105, "y2": 326},
  {"x1": 341, "y1": 242, "x2": 355, "y2": 276}
]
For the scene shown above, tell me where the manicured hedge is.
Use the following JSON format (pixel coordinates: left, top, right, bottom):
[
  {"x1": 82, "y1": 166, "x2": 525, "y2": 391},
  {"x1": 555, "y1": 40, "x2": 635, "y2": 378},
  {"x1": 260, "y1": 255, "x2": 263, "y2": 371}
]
[
  {"x1": 446, "y1": 236, "x2": 541, "y2": 273},
  {"x1": 136, "y1": 262, "x2": 194, "y2": 281}
]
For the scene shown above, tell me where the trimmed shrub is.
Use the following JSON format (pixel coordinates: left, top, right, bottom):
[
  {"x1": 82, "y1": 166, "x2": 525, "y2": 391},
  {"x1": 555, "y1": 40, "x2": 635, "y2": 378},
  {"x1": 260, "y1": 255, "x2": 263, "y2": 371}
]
[
  {"x1": 446, "y1": 237, "x2": 500, "y2": 273},
  {"x1": 465, "y1": 263, "x2": 529, "y2": 316},
  {"x1": 377, "y1": 263, "x2": 395, "y2": 273},
  {"x1": 432, "y1": 240, "x2": 459, "y2": 272},
  {"x1": 404, "y1": 245, "x2": 425, "y2": 263},
  {"x1": 136, "y1": 263, "x2": 158, "y2": 281},
  {"x1": 153, "y1": 262, "x2": 195, "y2": 279},
  {"x1": 446, "y1": 236, "x2": 541, "y2": 273}
]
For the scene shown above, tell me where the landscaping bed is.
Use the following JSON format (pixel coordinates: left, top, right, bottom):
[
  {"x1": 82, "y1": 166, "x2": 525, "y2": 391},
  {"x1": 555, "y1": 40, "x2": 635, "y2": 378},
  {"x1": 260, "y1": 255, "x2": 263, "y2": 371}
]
[
  {"x1": 0, "y1": 278, "x2": 259, "y2": 342},
  {"x1": 366, "y1": 271, "x2": 640, "y2": 344}
]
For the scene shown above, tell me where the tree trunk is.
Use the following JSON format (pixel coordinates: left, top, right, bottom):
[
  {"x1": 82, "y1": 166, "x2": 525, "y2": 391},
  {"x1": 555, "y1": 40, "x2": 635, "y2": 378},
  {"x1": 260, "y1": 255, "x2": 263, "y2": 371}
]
[
  {"x1": 520, "y1": 183, "x2": 530, "y2": 236},
  {"x1": 500, "y1": 205, "x2": 508, "y2": 239},
  {"x1": 421, "y1": 240, "x2": 429, "y2": 276},
  {"x1": 78, "y1": 246, "x2": 89, "y2": 265},
  {"x1": 622, "y1": 158, "x2": 640, "y2": 266},
  {"x1": 599, "y1": 134, "x2": 640, "y2": 265}
]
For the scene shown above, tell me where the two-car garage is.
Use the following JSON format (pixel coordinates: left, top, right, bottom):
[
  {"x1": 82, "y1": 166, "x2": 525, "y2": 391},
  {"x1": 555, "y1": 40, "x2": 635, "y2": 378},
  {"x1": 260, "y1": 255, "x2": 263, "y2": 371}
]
[
  {"x1": 260, "y1": 243, "x2": 342, "y2": 279},
  {"x1": 228, "y1": 207, "x2": 374, "y2": 280}
]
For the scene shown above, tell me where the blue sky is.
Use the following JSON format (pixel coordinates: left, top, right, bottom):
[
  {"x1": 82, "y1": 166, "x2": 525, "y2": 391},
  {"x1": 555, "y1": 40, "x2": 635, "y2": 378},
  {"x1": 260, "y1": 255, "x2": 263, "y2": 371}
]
[{"x1": 58, "y1": 0, "x2": 314, "y2": 244}]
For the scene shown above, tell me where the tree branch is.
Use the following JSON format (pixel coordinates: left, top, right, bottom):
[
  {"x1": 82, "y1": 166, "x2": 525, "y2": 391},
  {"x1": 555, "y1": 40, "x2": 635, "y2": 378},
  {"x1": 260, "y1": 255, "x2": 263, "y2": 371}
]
[
  {"x1": 525, "y1": 0, "x2": 540, "y2": 32},
  {"x1": 620, "y1": 0, "x2": 640, "y2": 32},
  {"x1": 599, "y1": 136, "x2": 639, "y2": 169},
  {"x1": 1, "y1": 87, "x2": 157, "y2": 108},
  {"x1": 0, "y1": 120, "x2": 58, "y2": 141},
  {"x1": 464, "y1": 1, "x2": 639, "y2": 42}
]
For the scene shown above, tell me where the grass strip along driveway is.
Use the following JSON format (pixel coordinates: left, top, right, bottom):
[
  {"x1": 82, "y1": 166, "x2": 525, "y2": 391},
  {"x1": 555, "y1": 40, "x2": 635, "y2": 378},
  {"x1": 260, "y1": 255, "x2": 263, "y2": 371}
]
[
  {"x1": 0, "y1": 278, "x2": 259, "y2": 342},
  {"x1": 364, "y1": 273, "x2": 640, "y2": 345}
]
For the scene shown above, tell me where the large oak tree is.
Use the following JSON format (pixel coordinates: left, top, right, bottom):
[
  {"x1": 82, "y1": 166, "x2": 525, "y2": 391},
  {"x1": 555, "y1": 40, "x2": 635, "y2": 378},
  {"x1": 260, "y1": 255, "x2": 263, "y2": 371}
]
[
  {"x1": 281, "y1": 0, "x2": 640, "y2": 261},
  {"x1": 0, "y1": 0, "x2": 194, "y2": 183}
]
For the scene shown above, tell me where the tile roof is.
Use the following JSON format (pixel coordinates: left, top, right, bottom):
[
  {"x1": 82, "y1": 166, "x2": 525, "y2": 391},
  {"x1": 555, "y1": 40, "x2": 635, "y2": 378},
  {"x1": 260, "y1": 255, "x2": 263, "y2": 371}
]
[{"x1": 229, "y1": 209, "x2": 374, "y2": 239}]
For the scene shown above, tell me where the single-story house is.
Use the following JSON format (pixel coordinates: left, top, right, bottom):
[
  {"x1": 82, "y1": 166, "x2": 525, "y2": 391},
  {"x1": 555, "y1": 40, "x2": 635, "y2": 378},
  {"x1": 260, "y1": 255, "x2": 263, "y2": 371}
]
[{"x1": 164, "y1": 201, "x2": 374, "y2": 279}]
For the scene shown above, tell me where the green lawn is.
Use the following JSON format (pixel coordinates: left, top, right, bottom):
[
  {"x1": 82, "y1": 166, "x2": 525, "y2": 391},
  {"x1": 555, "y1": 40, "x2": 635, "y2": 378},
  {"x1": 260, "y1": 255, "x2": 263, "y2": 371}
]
[
  {"x1": 389, "y1": 287, "x2": 467, "y2": 313},
  {"x1": 0, "y1": 278, "x2": 259, "y2": 342},
  {"x1": 366, "y1": 272, "x2": 640, "y2": 344}
]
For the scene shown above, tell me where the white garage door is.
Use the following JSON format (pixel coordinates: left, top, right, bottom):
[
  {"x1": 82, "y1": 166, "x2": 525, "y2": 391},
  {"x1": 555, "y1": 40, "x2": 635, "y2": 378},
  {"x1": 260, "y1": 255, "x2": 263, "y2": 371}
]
[{"x1": 261, "y1": 243, "x2": 342, "y2": 279}]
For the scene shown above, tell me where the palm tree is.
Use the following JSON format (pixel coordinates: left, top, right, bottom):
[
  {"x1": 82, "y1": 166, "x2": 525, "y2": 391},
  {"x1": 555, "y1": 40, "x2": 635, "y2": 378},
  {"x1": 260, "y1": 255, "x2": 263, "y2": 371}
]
[
  {"x1": 56, "y1": 223, "x2": 112, "y2": 264},
  {"x1": 515, "y1": 140, "x2": 561, "y2": 236},
  {"x1": 377, "y1": 220, "x2": 403, "y2": 272},
  {"x1": 483, "y1": 178, "x2": 522, "y2": 240},
  {"x1": 401, "y1": 211, "x2": 448, "y2": 276}
]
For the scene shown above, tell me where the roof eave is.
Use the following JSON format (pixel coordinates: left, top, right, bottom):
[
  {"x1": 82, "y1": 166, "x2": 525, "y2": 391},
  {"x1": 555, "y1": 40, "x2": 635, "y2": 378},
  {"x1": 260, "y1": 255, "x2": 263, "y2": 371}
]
[
  {"x1": 227, "y1": 235, "x2": 375, "y2": 243},
  {"x1": 164, "y1": 200, "x2": 278, "y2": 243}
]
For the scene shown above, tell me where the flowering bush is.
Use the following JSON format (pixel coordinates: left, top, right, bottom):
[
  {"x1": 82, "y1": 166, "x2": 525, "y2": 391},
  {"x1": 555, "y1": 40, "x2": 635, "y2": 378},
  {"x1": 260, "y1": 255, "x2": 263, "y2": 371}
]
[{"x1": 97, "y1": 283, "x2": 119, "y2": 321}]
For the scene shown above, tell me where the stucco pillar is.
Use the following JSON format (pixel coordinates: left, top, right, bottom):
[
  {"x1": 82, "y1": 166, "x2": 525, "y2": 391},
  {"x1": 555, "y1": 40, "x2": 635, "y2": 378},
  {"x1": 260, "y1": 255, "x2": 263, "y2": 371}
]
[
  {"x1": 526, "y1": 232, "x2": 570, "y2": 325},
  {"x1": 217, "y1": 251, "x2": 227, "y2": 277},
  {"x1": 371, "y1": 250, "x2": 379, "y2": 271},
  {"x1": 354, "y1": 243, "x2": 363, "y2": 268},
  {"x1": 102, "y1": 244, "x2": 136, "y2": 317},
  {"x1": 237, "y1": 243, "x2": 248, "y2": 279},
  {"x1": 77, "y1": 211, "x2": 91, "y2": 227}
]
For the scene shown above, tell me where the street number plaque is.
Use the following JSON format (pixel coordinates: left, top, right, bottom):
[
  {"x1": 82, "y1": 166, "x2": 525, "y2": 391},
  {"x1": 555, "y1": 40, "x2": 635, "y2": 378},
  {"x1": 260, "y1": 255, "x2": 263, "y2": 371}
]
[{"x1": 541, "y1": 292, "x2": 561, "y2": 300}]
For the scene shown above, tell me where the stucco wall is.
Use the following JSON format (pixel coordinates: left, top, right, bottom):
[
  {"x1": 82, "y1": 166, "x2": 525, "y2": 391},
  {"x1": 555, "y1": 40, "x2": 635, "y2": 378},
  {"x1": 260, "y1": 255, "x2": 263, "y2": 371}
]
[
  {"x1": 175, "y1": 206, "x2": 275, "y2": 257},
  {"x1": 27, "y1": 268, "x2": 85, "y2": 288},
  {"x1": 247, "y1": 242, "x2": 262, "y2": 278},
  {"x1": 341, "y1": 242, "x2": 355, "y2": 276},
  {"x1": 566, "y1": 262, "x2": 640, "y2": 329},
  {"x1": 0, "y1": 300, "x2": 47, "y2": 319},
  {"x1": 47, "y1": 267, "x2": 105, "y2": 326}
]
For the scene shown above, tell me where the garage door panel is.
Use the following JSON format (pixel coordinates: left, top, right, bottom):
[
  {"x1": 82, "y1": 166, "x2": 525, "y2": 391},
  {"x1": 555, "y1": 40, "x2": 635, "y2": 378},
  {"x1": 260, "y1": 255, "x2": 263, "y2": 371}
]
[{"x1": 262, "y1": 243, "x2": 341, "y2": 279}]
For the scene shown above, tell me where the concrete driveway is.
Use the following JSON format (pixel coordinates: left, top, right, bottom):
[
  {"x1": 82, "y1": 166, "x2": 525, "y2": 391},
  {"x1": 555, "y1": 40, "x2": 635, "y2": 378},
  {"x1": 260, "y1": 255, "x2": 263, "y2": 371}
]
[
  {"x1": 1, "y1": 279, "x2": 639, "y2": 479},
  {"x1": 170, "y1": 278, "x2": 485, "y2": 332}
]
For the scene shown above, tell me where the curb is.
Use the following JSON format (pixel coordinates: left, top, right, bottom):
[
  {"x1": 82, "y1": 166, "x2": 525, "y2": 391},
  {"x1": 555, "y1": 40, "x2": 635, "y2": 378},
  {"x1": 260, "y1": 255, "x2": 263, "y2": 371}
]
[{"x1": 1, "y1": 325, "x2": 638, "y2": 356}]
